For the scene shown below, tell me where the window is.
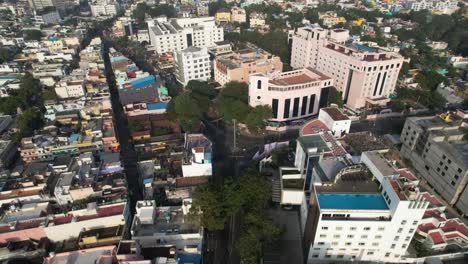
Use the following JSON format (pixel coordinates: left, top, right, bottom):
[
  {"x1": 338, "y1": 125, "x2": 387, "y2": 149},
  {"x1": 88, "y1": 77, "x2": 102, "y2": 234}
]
[
  {"x1": 337, "y1": 255, "x2": 344, "y2": 259},
  {"x1": 451, "y1": 181, "x2": 456, "y2": 186},
  {"x1": 425, "y1": 165, "x2": 430, "y2": 170},
  {"x1": 454, "y1": 175, "x2": 459, "y2": 180},
  {"x1": 334, "y1": 235, "x2": 340, "y2": 238},
  {"x1": 321, "y1": 227, "x2": 328, "y2": 230},
  {"x1": 361, "y1": 235, "x2": 368, "y2": 239},
  {"x1": 345, "y1": 242, "x2": 352, "y2": 246},
  {"x1": 442, "y1": 155, "x2": 446, "y2": 160},
  {"x1": 385, "y1": 253, "x2": 391, "y2": 257},
  {"x1": 320, "y1": 234, "x2": 326, "y2": 238},
  {"x1": 398, "y1": 228, "x2": 403, "y2": 233},
  {"x1": 332, "y1": 242, "x2": 338, "y2": 246},
  {"x1": 401, "y1": 220, "x2": 407, "y2": 225},
  {"x1": 391, "y1": 244, "x2": 396, "y2": 249},
  {"x1": 394, "y1": 236, "x2": 400, "y2": 241},
  {"x1": 458, "y1": 168, "x2": 463, "y2": 173},
  {"x1": 412, "y1": 220, "x2": 418, "y2": 225},
  {"x1": 283, "y1": 99, "x2": 290, "y2": 119},
  {"x1": 312, "y1": 254, "x2": 319, "y2": 258},
  {"x1": 257, "y1": 80, "x2": 262, "y2": 89},
  {"x1": 402, "y1": 244, "x2": 407, "y2": 248},
  {"x1": 364, "y1": 227, "x2": 371, "y2": 231},
  {"x1": 318, "y1": 242, "x2": 325, "y2": 245},
  {"x1": 372, "y1": 242, "x2": 379, "y2": 246},
  {"x1": 347, "y1": 235, "x2": 354, "y2": 238},
  {"x1": 405, "y1": 236, "x2": 411, "y2": 241},
  {"x1": 325, "y1": 255, "x2": 331, "y2": 258},
  {"x1": 350, "y1": 227, "x2": 357, "y2": 231},
  {"x1": 367, "y1": 251, "x2": 374, "y2": 255},
  {"x1": 375, "y1": 235, "x2": 382, "y2": 239},
  {"x1": 336, "y1": 227, "x2": 342, "y2": 231},
  {"x1": 409, "y1": 229, "x2": 415, "y2": 233},
  {"x1": 358, "y1": 242, "x2": 365, "y2": 246},
  {"x1": 378, "y1": 227, "x2": 385, "y2": 231},
  {"x1": 448, "y1": 159, "x2": 451, "y2": 164}
]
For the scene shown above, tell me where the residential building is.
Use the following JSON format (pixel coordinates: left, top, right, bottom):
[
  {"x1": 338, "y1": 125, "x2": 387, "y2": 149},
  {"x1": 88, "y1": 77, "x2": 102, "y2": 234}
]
[
  {"x1": 215, "y1": 8, "x2": 231, "y2": 23},
  {"x1": 304, "y1": 150, "x2": 429, "y2": 262},
  {"x1": 447, "y1": 56, "x2": 468, "y2": 70},
  {"x1": 130, "y1": 200, "x2": 202, "y2": 255},
  {"x1": 403, "y1": 0, "x2": 459, "y2": 14},
  {"x1": 89, "y1": 0, "x2": 119, "y2": 17},
  {"x1": 34, "y1": 8, "x2": 61, "y2": 25},
  {"x1": 291, "y1": 26, "x2": 405, "y2": 110},
  {"x1": 148, "y1": 16, "x2": 223, "y2": 54},
  {"x1": 248, "y1": 68, "x2": 333, "y2": 122},
  {"x1": 231, "y1": 6, "x2": 246, "y2": 23},
  {"x1": 249, "y1": 12, "x2": 266, "y2": 28},
  {"x1": 214, "y1": 46, "x2": 283, "y2": 86},
  {"x1": 317, "y1": 107, "x2": 351, "y2": 138},
  {"x1": 54, "y1": 79, "x2": 85, "y2": 99},
  {"x1": 208, "y1": 40, "x2": 232, "y2": 57},
  {"x1": 174, "y1": 46, "x2": 211, "y2": 86},
  {"x1": 400, "y1": 114, "x2": 468, "y2": 216},
  {"x1": 318, "y1": 11, "x2": 346, "y2": 28},
  {"x1": 181, "y1": 133, "x2": 212, "y2": 178},
  {"x1": 43, "y1": 245, "x2": 116, "y2": 264}
]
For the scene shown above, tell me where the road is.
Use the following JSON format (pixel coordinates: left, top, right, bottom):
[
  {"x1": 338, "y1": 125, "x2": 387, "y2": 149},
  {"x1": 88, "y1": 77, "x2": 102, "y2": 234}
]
[{"x1": 102, "y1": 40, "x2": 143, "y2": 229}]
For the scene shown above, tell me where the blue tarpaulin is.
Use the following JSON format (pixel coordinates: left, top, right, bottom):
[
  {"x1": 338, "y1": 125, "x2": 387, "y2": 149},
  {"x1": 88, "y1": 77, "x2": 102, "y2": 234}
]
[
  {"x1": 147, "y1": 102, "x2": 168, "y2": 111},
  {"x1": 130, "y1": 75, "x2": 155, "y2": 89}
]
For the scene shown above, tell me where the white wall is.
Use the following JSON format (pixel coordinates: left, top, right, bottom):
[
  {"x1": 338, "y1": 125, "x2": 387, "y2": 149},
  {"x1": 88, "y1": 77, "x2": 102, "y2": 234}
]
[{"x1": 182, "y1": 163, "x2": 212, "y2": 177}]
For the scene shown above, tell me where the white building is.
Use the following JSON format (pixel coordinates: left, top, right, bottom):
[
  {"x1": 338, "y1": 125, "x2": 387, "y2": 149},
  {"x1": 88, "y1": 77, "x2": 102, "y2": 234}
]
[
  {"x1": 248, "y1": 68, "x2": 333, "y2": 122},
  {"x1": 317, "y1": 107, "x2": 350, "y2": 138},
  {"x1": 89, "y1": 0, "x2": 119, "y2": 17},
  {"x1": 291, "y1": 26, "x2": 405, "y2": 110},
  {"x1": 174, "y1": 46, "x2": 211, "y2": 86},
  {"x1": 148, "y1": 16, "x2": 223, "y2": 54},
  {"x1": 404, "y1": 0, "x2": 459, "y2": 14},
  {"x1": 54, "y1": 79, "x2": 85, "y2": 99},
  {"x1": 305, "y1": 151, "x2": 429, "y2": 263},
  {"x1": 181, "y1": 134, "x2": 212, "y2": 178},
  {"x1": 130, "y1": 200, "x2": 203, "y2": 254}
]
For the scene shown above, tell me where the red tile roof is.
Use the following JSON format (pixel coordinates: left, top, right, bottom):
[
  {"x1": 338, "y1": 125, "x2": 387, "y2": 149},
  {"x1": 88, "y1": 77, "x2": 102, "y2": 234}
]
[
  {"x1": 97, "y1": 204, "x2": 125, "y2": 217},
  {"x1": 301, "y1": 119, "x2": 328, "y2": 135},
  {"x1": 429, "y1": 232, "x2": 446, "y2": 245},
  {"x1": 0, "y1": 228, "x2": 46, "y2": 244},
  {"x1": 389, "y1": 179, "x2": 407, "y2": 200},
  {"x1": 440, "y1": 220, "x2": 468, "y2": 237},
  {"x1": 421, "y1": 192, "x2": 443, "y2": 207},
  {"x1": 423, "y1": 209, "x2": 446, "y2": 221},
  {"x1": 398, "y1": 168, "x2": 417, "y2": 181},
  {"x1": 418, "y1": 223, "x2": 437, "y2": 233}
]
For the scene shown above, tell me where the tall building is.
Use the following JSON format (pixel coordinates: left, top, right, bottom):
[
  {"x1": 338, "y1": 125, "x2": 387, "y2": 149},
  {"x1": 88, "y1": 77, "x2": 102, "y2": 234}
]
[
  {"x1": 304, "y1": 151, "x2": 428, "y2": 262},
  {"x1": 290, "y1": 26, "x2": 405, "y2": 110},
  {"x1": 148, "y1": 16, "x2": 223, "y2": 54},
  {"x1": 28, "y1": 0, "x2": 77, "y2": 12},
  {"x1": 400, "y1": 112, "x2": 468, "y2": 216},
  {"x1": 174, "y1": 46, "x2": 211, "y2": 86},
  {"x1": 89, "y1": 0, "x2": 119, "y2": 17},
  {"x1": 403, "y1": 0, "x2": 459, "y2": 14},
  {"x1": 214, "y1": 46, "x2": 283, "y2": 86},
  {"x1": 248, "y1": 68, "x2": 333, "y2": 122}
]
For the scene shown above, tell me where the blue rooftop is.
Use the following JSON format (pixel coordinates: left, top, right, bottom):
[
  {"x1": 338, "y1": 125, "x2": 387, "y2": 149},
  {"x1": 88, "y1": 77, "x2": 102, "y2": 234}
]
[
  {"x1": 147, "y1": 102, "x2": 168, "y2": 111},
  {"x1": 349, "y1": 43, "x2": 378, "y2": 53},
  {"x1": 317, "y1": 193, "x2": 389, "y2": 210},
  {"x1": 0, "y1": 76, "x2": 19, "y2": 80},
  {"x1": 177, "y1": 253, "x2": 201, "y2": 264},
  {"x1": 69, "y1": 133, "x2": 79, "y2": 142},
  {"x1": 130, "y1": 75, "x2": 155, "y2": 89}
]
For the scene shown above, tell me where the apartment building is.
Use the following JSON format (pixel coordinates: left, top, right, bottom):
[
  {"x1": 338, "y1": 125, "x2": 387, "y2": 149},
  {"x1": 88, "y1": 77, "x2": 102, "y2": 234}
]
[
  {"x1": 399, "y1": 113, "x2": 468, "y2": 216},
  {"x1": 130, "y1": 200, "x2": 202, "y2": 255},
  {"x1": 89, "y1": 0, "x2": 119, "y2": 17},
  {"x1": 174, "y1": 46, "x2": 211, "y2": 86},
  {"x1": 403, "y1": 0, "x2": 459, "y2": 14},
  {"x1": 214, "y1": 46, "x2": 283, "y2": 86},
  {"x1": 148, "y1": 16, "x2": 223, "y2": 54},
  {"x1": 291, "y1": 26, "x2": 405, "y2": 110},
  {"x1": 248, "y1": 68, "x2": 333, "y2": 122},
  {"x1": 231, "y1": 6, "x2": 246, "y2": 23},
  {"x1": 249, "y1": 12, "x2": 266, "y2": 28},
  {"x1": 215, "y1": 8, "x2": 231, "y2": 23},
  {"x1": 54, "y1": 79, "x2": 85, "y2": 99},
  {"x1": 303, "y1": 151, "x2": 429, "y2": 263},
  {"x1": 181, "y1": 133, "x2": 212, "y2": 178},
  {"x1": 318, "y1": 11, "x2": 346, "y2": 28}
]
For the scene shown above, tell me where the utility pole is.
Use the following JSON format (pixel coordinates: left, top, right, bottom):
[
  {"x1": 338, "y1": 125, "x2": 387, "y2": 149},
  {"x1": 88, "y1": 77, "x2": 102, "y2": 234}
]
[{"x1": 233, "y1": 119, "x2": 236, "y2": 152}]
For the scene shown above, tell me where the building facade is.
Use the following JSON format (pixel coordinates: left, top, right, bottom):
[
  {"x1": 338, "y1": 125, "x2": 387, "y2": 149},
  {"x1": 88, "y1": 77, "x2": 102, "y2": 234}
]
[
  {"x1": 291, "y1": 26, "x2": 405, "y2": 110},
  {"x1": 248, "y1": 68, "x2": 333, "y2": 122},
  {"x1": 148, "y1": 16, "x2": 223, "y2": 54},
  {"x1": 89, "y1": 0, "x2": 119, "y2": 17},
  {"x1": 403, "y1": 0, "x2": 459, "y2": 14},
  {"x1": 231, "y1": 6, "x2": 246, "y2": 23},
  {"x1": 214, "y1": 46, "x2": 283, "y2": 86},
  {"x1": 399, "y1": 114, "x2": 468, "y2": 216},
  {"x1": 174, "y1": 46, "x2": 211, "y2": 86}
]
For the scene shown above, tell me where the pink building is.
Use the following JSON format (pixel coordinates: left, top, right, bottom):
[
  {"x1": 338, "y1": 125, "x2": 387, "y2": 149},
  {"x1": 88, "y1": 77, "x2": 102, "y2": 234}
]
[
  {"x1": 249, "y1": 68, "x2": 333, "y2": 122},
  {"x1": 291, "y1": 26, "x2": 405, "y2": 110}
]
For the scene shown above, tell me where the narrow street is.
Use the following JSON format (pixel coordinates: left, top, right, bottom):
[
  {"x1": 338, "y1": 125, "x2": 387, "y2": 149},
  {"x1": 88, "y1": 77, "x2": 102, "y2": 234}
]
[{"x1": 102, "y1": 40, "x2": 143, "y2": 224}]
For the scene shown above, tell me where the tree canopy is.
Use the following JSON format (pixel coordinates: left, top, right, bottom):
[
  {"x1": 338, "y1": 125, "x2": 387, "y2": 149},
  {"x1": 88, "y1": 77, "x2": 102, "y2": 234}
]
[
  {"x1": 167, "y1": 92, "x2": 201, "y2": 132},
  {"x1": 17, "y1": 108, "x2": 43, "y2": 136},
  {"x1": 23, "y1": 30, "x2": 42, "y2": 41}
]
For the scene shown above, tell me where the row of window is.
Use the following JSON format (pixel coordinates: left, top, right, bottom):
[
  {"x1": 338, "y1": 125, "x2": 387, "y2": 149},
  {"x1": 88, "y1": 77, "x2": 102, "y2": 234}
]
[{"x1": 321, "y1": 226, "x2": 385, "y2": 231}]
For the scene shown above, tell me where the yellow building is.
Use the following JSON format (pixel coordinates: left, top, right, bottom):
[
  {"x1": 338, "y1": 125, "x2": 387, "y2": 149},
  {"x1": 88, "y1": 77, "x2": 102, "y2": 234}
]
[
  {"x1": 215, "y1": 9, "x2": 231, "y2": 23},
  {"x1": 353, "y1": 18, "x2": 365, "y2": 26}
]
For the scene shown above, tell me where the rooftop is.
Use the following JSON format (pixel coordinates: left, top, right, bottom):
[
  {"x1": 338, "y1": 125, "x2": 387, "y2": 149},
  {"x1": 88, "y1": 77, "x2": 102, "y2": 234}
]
[
  {"x1": 297, "y1": 134, "x2": 331, "y2": 154},
  {"x1": 268, "y1": 68, "x2": 330, "y2": 86},
  {"x1": 320, "y1": 107, "x2": 349, "y2": 121},
  {"x1": 317, "y1": 193, "x2": 389, "y2": 210},
  {"x1": 363, "y1": 151, "x2": 398, "y2": 177},
  {"x1": 316, "y1": 166, "x2": 381, "y2": 194},
  {"x1": 43, "y1": 245, "x2": 116, "y2": 264}
]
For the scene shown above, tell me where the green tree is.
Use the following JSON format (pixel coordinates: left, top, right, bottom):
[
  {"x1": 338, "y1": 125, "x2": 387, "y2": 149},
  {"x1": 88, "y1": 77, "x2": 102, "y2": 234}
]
[
  {"x1": 0, "y1": 96, "x2": 21, "y2": 115},
  {"x1": 244, "y1": 105, "x2": 272, "y2": 133},
  {"x1": 17, "y1": 73, "x2": 42, "y2": 108},
  {"x1": 23, "y1": 30, "x2": 42, "y2": 41},
  {"x1": 42, "y1": 89, "x2": 57, "y2": 101},
  {"x1": 0, "y1": 48, "x2": 13, "y2": 63},
  {"x1": 17, "y1": 108, "x2": 43, "y2": 136},
  {"x1": 187, "y1": 80, "x2": 217, "y2": 112},
  {"x1": 327, "y1": 87, "x2": 344, "y2": 107},
  {"x1": 217, "y1": 81, "x2": 250, "y2": 122},
  {"x1": 399, "y1": 62, "x2": 410, "y2": 78},
  {"x1": 127, "y1": 121, "x2": 145, "y2": 134},
  {"x1": 168, "y1": 93, "x2": 201, "y2": 132}
]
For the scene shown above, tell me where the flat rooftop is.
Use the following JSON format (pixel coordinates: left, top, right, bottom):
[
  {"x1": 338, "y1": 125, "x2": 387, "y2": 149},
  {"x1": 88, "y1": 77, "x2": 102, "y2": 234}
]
[
  {"x1": 267, "y1": 68, "x2": 331, "y2": 86},
  {"x1": 317, "y1": 193, "x2": 389, "y2": 210},
  {"x1": 316, "y1": 167, "x2": 381, "y2": 193},
  {"x1": 364, "y1": 151, "x2": 398, "y2": 177},
  {"x1": 321, "y1": 107, "x2": 349, "y2": 121},
  {"x1": 297, "y1": 134, "x2": 331, "y2": 154}
]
